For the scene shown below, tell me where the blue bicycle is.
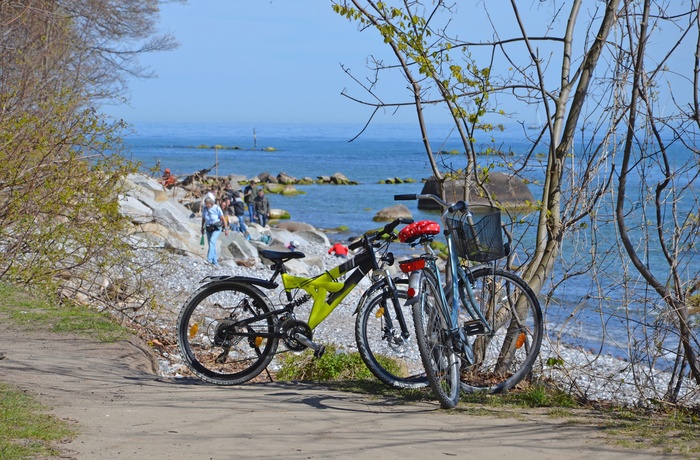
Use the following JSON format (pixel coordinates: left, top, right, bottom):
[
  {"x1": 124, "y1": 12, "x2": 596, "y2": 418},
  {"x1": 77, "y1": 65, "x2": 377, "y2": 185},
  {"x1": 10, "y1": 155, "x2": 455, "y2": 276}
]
[{"x1": 395, "y1": 193, "x2": 543, "y2": 408}]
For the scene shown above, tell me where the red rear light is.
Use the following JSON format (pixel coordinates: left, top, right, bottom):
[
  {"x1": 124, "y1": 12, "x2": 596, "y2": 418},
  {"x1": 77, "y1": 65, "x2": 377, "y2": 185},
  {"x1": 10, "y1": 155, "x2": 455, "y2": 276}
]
[
  {"x1": 399, "y1": 258, "x2": 425, "y2": 273},
  {"x1": 407, "y1": 287, "x2": 416, "y2": 298}
]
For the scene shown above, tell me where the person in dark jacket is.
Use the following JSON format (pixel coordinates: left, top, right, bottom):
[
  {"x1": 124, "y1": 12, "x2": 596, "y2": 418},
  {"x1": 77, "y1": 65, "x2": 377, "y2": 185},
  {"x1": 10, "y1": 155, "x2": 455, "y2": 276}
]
[
  {"x1": 232, "y1": 192, "x2": 249, "y2": 238},
  {"x1": 253, "y1": 189, "x2": 270, "y2": 227}
]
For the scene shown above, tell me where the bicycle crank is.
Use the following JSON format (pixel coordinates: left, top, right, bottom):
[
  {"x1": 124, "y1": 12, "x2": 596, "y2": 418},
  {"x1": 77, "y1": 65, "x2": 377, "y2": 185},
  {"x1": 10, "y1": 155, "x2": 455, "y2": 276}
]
[{"x1": 281, "y1": 319, "x2": 326, "y2": 358}]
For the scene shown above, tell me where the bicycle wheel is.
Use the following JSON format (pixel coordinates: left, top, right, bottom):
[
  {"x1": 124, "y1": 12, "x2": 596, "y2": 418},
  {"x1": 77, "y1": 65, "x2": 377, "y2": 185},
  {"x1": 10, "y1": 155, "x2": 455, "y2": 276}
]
[
  {"x1": 177, "y1": 280, "x2": 278, "y2": 385},
  {"x1": 355, "y1": 280, "x2": 427, "y2": 389},
  {"x1": 412, "y1": 268, "x2": 460, "y2": 408},
  {"x1": 459, "y1": 267, "x2": 543, "y2": 393}
]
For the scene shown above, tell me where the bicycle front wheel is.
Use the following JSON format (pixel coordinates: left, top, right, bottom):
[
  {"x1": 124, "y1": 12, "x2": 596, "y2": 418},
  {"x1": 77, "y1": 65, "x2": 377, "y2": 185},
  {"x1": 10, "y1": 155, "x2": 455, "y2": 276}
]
[
  {"x1": 356, "y1": 280, "x2": 427, "y2": 389},
  {"x1": 412, "y1": 268, "x2": 460, "y2": 408},
  {"x1": 177, "y1": 280, "x2": 278, "y2": 385},
  {"x1": 459, "y1": 267, "x2": 543, "y2": 393}
]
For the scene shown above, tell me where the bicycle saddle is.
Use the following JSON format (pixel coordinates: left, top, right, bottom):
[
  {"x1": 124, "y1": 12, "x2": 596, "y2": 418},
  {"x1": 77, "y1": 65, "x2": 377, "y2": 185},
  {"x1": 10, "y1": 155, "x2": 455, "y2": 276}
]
[
  {"x1": 259, "y1": 249, "x2": 306, "y2": 261},
  {"x1": 398, "y1": 220, "x2": 441, "y2": 244}
]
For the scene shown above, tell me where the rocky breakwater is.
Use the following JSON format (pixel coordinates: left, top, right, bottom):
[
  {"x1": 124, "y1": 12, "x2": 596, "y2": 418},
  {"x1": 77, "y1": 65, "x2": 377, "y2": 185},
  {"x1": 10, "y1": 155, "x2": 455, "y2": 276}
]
[{"x1": 119, "y1": 173, "x2": 334, "y2": 273}]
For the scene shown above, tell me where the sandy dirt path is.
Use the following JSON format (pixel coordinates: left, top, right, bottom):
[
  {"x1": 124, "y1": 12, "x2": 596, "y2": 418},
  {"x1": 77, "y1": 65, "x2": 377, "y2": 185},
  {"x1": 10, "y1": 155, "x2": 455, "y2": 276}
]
[{"x1": 0, "y1": 327, "x2": 677, "y2": 460}]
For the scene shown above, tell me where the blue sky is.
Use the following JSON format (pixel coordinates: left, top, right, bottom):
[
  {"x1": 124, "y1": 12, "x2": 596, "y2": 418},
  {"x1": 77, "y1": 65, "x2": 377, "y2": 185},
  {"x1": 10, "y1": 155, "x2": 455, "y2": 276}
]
[
  {"x1": 103, "y1": 1, "x2": 693, "y2": 129},
  {"x1": 104, "y1": 1, "x2": 404, "y2": 125}
]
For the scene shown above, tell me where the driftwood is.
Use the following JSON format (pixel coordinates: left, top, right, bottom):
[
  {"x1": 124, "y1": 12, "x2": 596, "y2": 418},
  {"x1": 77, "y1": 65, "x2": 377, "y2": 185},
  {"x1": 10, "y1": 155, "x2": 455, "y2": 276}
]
[{"x1": 180, "y1": 164, "x2": 216, "y2": 187}]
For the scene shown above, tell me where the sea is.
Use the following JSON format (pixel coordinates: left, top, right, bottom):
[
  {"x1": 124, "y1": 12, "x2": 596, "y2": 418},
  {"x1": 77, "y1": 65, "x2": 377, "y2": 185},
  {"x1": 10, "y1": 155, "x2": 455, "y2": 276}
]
[
  {"x1": 119, "y1": 121, "x2": 698, "y2": 366},
  {"x1": 120, "y1": 122, "x2": 448, "y2": 234}
]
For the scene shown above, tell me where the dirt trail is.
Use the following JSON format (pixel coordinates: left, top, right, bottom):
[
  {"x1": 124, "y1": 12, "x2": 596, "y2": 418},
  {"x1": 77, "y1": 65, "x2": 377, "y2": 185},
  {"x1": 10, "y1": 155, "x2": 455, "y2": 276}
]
[{"x1": 0, "y1": 327, "x2": 676, "y2": 459}]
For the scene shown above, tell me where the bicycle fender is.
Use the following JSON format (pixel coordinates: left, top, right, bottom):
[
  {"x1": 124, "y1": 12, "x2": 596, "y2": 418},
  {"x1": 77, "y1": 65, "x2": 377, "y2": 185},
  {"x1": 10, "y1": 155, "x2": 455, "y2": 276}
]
[
  {"x1": 198, "y1": 275, "x2": 278, "y2": 290},
  {"x1": 353, "y1": 281, "x2": 386, "y2": 316}
]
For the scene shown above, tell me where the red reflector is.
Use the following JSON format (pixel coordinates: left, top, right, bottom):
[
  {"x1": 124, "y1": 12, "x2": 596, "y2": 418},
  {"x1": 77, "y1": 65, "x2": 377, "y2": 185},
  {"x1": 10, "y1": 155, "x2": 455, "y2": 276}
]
[
  {"x1": 407, "y1": 287, "x2": 416, "y2": 298},
  {"x1": 399, "y1": 258, "x2": 426, "y2": 273}
]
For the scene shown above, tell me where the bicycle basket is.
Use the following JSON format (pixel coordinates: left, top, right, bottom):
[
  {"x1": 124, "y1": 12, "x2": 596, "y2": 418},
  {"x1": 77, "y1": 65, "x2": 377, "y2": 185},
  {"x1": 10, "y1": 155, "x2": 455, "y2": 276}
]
[{"x1": 446, "y1": 205, "x2": 504, "y2": 262}]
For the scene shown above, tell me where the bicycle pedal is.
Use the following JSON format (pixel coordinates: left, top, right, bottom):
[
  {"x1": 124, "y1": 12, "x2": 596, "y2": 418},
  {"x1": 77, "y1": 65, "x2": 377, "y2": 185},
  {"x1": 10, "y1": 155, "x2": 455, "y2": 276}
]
[
  {"x1": 314, "y1": 345, "x2": 326, "y2": 358},
  {"x1": 463, "y1": 320, "x2": 485, "y2": 336}
]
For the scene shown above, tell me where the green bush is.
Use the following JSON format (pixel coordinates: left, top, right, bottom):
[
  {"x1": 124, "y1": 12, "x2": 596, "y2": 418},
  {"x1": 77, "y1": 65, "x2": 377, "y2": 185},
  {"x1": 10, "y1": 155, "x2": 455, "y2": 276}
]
[{"x1": 276, "y1": 344, "x2": 401, "y2": 382}]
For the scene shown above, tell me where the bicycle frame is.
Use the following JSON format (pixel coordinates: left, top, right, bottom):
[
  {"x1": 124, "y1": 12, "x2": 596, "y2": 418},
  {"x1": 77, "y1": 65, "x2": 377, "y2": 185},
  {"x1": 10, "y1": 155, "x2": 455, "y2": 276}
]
[
  {"x1": 398, "y1": 195, "x2": 498, "y2": 361},
  {"x1": 282, "y1": 249, "x2": 378, "y2": 328}
]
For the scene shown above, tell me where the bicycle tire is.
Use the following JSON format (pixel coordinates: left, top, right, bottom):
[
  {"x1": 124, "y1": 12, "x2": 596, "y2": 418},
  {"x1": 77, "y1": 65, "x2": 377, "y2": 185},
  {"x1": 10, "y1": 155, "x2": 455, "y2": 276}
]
[
  {"x1": 355, "y1": 280, "x2": 428, "y2": 389},
  {"x1": 177, "y1": 280, "x2": 278, "y2": 385},
  {"x1": 458, "y1": 267, "x2": 543, "y2": 393},
  {"x1": 412, "y1": 268, "x2": 461, "y2": 408}
]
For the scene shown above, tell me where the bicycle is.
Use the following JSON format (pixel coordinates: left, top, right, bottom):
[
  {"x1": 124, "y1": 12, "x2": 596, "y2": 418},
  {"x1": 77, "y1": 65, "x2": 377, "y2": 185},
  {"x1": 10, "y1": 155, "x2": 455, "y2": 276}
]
[
  {"x1": 394, "y1": 193, "x2": 543, "y2": 408},
  {"x1": 177, "y1": 217, "x2": 427, "y2": 388}
]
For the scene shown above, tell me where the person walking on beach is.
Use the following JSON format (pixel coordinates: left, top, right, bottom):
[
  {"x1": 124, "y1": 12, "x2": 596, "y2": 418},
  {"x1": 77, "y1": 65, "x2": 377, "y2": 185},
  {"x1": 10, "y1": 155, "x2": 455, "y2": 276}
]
[
  {"x1": 232, "y1": 192, "x2": 249, "y2": 239},
  {"x1": 201, "y1": 185, "x2": 219, "y2": 215},
  {"x1": 201, "y1": 197, "x2": 228, "y2": 266},
  {"x1": 328, "y1": 241, "x2": 349, "y2": 258},
  {"x1": 243, "y1": 180, "x2": 256, "y2": 223},
  {"x1": 254, "y1": 189, "x2": 270, "y2": 227}
]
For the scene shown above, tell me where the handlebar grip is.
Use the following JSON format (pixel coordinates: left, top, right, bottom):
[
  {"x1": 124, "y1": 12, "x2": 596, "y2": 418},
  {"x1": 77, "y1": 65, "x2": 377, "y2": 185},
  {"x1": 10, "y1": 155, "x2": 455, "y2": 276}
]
[
  {"x1": 394, "y1": 194, "x2": 417, "y2": 201},
  {"x1": 448, "y1": 200, "x2": 468, "y2": 213},
  {"x1": 348, "y1": 239, "x2": 363, "y2": 251}
]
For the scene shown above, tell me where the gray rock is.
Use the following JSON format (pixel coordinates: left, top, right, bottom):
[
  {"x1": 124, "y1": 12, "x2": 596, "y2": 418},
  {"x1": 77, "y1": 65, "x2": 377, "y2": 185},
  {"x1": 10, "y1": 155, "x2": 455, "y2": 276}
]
[
  {"x1": 277, "y1": 172, "x2": 297, "y2": 184},
  {"x1": 372, "y1": 204, "x2": 413, "y2": 222},
  {"x1": 418, "y1": 173, "x2": 534, "y2": 211}
]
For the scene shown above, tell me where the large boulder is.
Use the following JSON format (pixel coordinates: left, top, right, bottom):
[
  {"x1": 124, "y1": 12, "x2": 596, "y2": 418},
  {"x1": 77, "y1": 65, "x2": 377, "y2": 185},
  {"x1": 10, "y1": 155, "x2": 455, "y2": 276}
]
[
  {"x1": 418, "y1": 172, "x2": 534, "y2": 211},
  {"x1": 269, "y1": 229, "x2": 309, "y2": 248},
  {"x1": 257, "y1": 171, "x2": 278, "y2": 183},
  {"x1": 120, "y1": 174, "x2": 202, "y2": 249},
  {"x1": 220, "y1": 232, "x2": 258, "y2": 260},
  {"x1": 277, "y1": 172, "x2": 297, "y2": 184},
  {"x1": 270, "y1": 208, "x2": 291, "y2": 219},
  {"x1": 276, "y1": 221, "x2": 316, "y2": 232},
  {"x1": 372, "y1": 204, "x2": 413, "y2": 222},
  {"x1": 276, "y1": 221, "x2": 330, "y2": 246}
]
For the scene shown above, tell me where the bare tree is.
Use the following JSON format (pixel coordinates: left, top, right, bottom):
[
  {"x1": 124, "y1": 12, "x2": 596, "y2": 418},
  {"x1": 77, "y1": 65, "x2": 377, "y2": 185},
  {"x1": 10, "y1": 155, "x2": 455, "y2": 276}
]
[
  {"x1": 333, "y1": 0, "x2": 700, "y2": 404},
  {"x1": 0, "y1": 1, "x2": 179, "y2": 304}
]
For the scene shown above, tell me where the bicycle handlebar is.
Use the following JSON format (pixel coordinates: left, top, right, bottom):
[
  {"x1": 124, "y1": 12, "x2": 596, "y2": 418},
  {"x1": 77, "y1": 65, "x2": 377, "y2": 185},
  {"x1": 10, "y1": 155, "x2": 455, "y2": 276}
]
[
  {"x1": 348, "y1": 217, "x2": 414, "y2": 251},
  {"x1": 394, "y1": 193, "x2": 467, "y2": 212}
]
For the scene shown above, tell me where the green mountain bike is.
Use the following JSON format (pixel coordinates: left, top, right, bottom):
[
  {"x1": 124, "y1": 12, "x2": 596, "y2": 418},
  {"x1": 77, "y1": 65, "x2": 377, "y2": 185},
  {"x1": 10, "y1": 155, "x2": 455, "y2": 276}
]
[{"x1": 177, "y1": 218, "x2": 427, "y2": 388}]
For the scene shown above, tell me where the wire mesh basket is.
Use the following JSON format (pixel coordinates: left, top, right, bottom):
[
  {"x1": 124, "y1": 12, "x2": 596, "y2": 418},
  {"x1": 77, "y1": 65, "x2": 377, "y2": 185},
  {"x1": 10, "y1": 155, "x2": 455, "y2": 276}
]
[{"x1": 446, "y1": 205, "x2": 505, "y2": 262}]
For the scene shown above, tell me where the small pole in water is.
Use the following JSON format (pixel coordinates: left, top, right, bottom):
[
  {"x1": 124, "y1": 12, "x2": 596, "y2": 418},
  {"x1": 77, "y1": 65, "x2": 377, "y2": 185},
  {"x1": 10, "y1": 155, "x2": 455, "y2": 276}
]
[
  {"x1": 253, "y1": 128, "x2": 257, "y2": 149},
  {"x1": 215, "y1": 146, "x2": 218, "y2": 178}
]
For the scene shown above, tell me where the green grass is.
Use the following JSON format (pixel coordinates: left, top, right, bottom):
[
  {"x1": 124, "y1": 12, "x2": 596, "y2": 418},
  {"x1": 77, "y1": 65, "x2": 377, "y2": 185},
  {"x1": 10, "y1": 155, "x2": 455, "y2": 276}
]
[
  {"x1": 276, "y1": 344, "x2": 429, "y2": 402},
  {"x1": 0, "y1": 382, "x2": 77, "y2": 459},
  {"x1": 0, "y1": 282, "x2": 131, "y2": 342},
  {"x1": 602, "y1": 405, "x2": 700, "y2": 456},
  {"x1": 0, "y1": 282, "x2": 136, "y2": 458},
  {"x1": 277, "y1": 344, "x2": 402, "y2": 382}
]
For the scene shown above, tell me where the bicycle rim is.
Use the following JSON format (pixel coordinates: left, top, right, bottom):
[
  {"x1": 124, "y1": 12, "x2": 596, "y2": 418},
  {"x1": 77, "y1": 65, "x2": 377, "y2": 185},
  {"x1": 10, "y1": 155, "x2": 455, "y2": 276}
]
[
  {"x1": 356, "y1": 282, "x2": 427, "y2": 389},
  {"x1": 413, "y1": 269, "x2": 460, "y2": 408},
  {"x1": 459, "y1": 267, "x2": 543, "y2": 393},
  {"x1": 177, "y1": 281, "x2": 278, "y2": 385}
]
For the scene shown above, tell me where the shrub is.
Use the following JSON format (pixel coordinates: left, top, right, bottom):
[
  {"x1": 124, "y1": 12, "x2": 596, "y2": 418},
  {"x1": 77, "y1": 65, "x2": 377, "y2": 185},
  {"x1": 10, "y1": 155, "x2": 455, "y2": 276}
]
[{"x1": 276, "y1": 344, "x2": 401, "y2": 382}]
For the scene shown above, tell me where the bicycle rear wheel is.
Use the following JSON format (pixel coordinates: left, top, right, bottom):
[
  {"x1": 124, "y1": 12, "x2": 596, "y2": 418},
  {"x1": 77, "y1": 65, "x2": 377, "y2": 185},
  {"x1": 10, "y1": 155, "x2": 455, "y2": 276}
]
[
  {"x1": 356, "y1": 280, "x2": 427, "y2": 389},
  {"x1": 412, "y1": 268, "x2": 460, "y2": 408},
  {"x1": 459, "y1": 267, "x2": 543, "y2": 393},
  {"x1": 177, "y1": 280, "x2": 278, "y2": 385}
]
